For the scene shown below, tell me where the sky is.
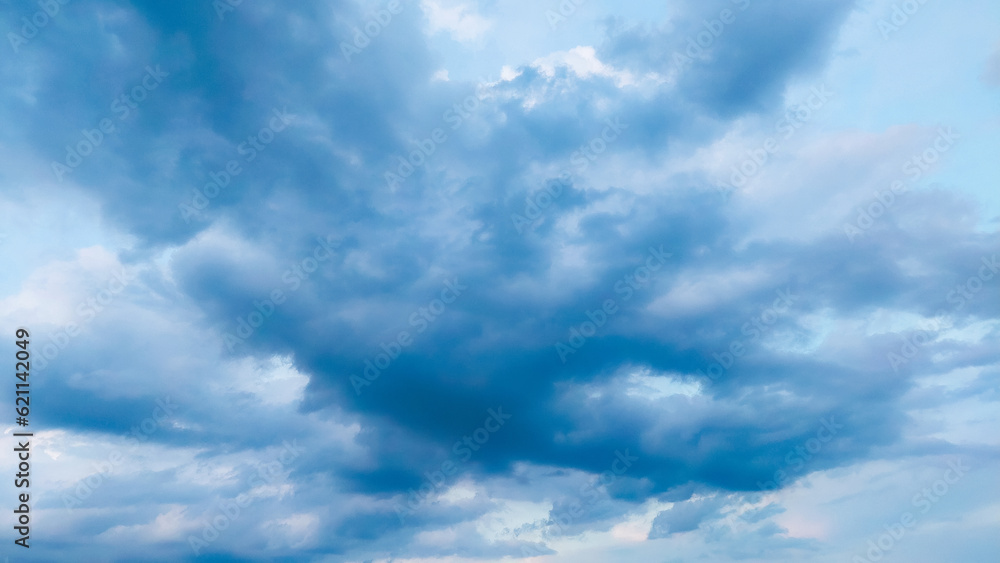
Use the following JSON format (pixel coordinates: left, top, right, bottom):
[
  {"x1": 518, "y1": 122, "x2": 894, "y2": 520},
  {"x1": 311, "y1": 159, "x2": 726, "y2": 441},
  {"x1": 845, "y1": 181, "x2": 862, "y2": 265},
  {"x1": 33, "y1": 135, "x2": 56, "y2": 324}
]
[{"x1": 0, "y1": 0, "x2": 998, "y2": 561}]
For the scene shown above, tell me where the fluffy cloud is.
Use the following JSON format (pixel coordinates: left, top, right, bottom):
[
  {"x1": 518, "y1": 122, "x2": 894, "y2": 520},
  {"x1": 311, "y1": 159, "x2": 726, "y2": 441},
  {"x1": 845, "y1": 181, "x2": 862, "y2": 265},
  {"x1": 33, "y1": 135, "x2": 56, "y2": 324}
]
[{"x1": 1, "y1": 0, "x2": 998, "y2": 561}]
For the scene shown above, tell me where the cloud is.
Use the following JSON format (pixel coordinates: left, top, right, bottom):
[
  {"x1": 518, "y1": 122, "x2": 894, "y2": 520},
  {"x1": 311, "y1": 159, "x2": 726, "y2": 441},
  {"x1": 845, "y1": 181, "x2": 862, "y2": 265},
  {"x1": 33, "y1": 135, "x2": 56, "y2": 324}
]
[
  {"x1": 421, "y1": 0, "x2": 492, "y2": 43},
  {"x1": 983, "y1": 41, "x2": 1000, "y2": 86},
  {"x1": 649, "y1": 496, "x2": 725, "y2": 537},
  {"x1": 532, "y1": 46, "x2": 639, "y2": 88},
  {"x1": 1, "y1": 0, "x2": 998, "y2": 560}
]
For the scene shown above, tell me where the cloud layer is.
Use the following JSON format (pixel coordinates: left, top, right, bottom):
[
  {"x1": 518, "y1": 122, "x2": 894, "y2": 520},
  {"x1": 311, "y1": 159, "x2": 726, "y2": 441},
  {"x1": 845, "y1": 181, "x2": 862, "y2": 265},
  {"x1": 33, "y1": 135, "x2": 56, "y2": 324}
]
[{"x1": 1, "y1": 0, "x2": 998, "y2": 561}]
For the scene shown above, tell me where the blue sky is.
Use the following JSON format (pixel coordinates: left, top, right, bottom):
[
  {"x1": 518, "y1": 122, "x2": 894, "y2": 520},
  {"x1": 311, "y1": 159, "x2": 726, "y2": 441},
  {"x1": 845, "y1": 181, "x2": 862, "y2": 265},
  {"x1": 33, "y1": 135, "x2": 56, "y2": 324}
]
[{"x1": 1, "y1": 0, "x2": 998, "y2": 561}]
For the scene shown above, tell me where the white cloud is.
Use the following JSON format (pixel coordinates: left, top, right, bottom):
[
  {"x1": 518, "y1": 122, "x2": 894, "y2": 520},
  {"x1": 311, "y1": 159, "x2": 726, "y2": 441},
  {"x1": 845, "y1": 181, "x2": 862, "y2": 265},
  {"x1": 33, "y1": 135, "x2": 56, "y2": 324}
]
[
  {"x1": 98, "y1": 505, "x2": 198, "y2": 543},
  {"x1": 532, "y1": 46, "x2": 636, "y2": 88},
  {"x1": 648, "y1": 266, "x2": 774, "y2": 317},
  {"x1": 421, "y1": 0, "x2": 492, "y2": 43}
]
